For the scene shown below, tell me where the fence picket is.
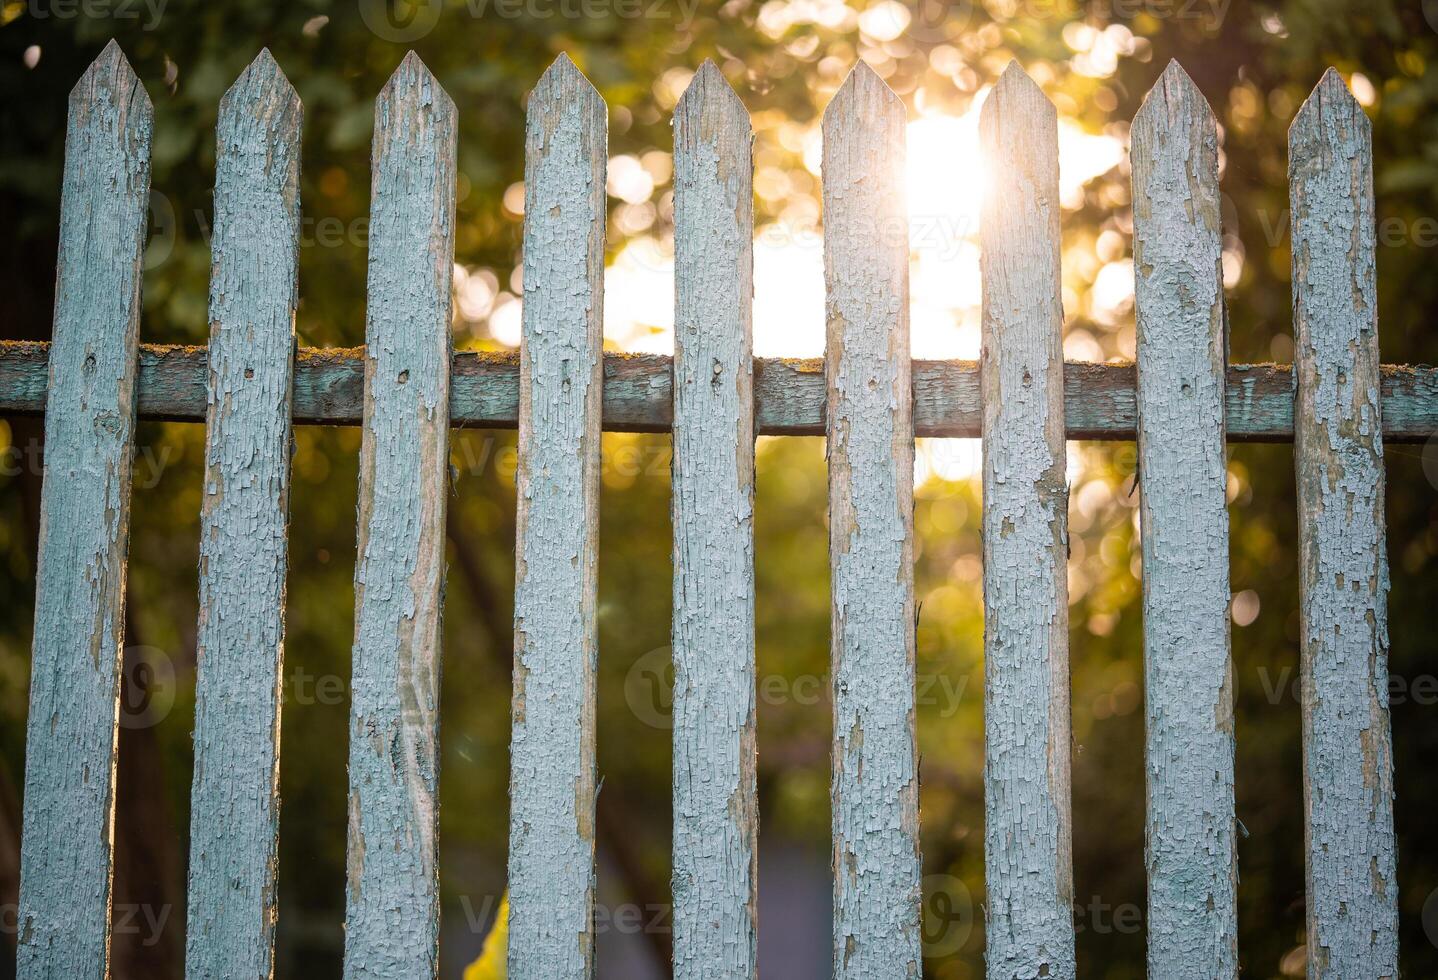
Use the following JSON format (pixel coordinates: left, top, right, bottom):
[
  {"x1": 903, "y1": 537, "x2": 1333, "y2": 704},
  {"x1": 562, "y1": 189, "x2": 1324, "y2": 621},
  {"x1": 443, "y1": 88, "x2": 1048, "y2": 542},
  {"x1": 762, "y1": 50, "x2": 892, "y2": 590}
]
[
  {"x1": 185, "y1": 50, "x2": 301, "y2": 980},
  {"x1": 17, "y1": 40, "x2": 151, "y2": 980},
  {"x1": 978, "y1": 62, "x2": 1075, "y2": 980},
  {"x1": 1289, "y1": 68, "x2": 1398, "y2": 978},
  {"x1": 822, "y1": 62, "x2": 922, "y2": 979},
  {"x1": 507, "y1": 54, "x2": 606, "y2": 980},
  {"x1": 670, "y1": 61, "x2": 757, "y2": 980},
  {"x1": 1131, "y1": 60, "x2": 1238, "y2": 975},
  {"x1": 342, "y1": 52, "x2": 456, "y2": 980}
]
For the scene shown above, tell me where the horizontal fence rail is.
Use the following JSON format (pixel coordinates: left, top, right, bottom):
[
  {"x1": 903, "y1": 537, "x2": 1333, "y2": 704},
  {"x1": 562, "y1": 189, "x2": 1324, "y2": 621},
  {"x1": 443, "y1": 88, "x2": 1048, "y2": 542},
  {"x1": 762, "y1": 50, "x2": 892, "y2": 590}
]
[{"x1": 3, "y1": 340, "x2": 1437, "y2": 441}]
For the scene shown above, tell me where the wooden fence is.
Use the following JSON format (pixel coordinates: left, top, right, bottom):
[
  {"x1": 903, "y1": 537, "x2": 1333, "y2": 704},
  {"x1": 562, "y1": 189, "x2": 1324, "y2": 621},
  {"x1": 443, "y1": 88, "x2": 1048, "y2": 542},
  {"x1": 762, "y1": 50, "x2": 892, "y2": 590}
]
[{"x1": 2, "y1": 37, "x2": 1435, "y2": 980}]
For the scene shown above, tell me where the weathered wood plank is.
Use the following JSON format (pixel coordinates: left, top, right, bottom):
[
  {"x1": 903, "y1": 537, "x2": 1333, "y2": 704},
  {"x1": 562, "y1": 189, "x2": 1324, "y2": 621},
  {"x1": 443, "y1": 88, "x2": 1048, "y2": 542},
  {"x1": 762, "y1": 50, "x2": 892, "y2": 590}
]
[
  {"x1": 16, "y1": 41, "x2": 150, "y2": 980},
  {"x1": 342, "y1": 52, "x2": 456, "y2": 980},
  {"x1": 185, "y1": 50, "x2": 301, "y2": 980},
  {"x1": 507, "y1": 54, "x2": 606, "y2": 980},
  {"x1": 670, "y1": 61, "x2": 757, "y2": 980},
  {"x1": 822, "y1": 62, "x2": 922, "y2": 979},
  {"x1": 978, "y1": 62, "x2": 1075, "y2": 980},
  {"x1": 1290, "y1": 68, "x2": 1398, "y2": 979},
  {"x1": 3, "y1": 342, "x2": 1437, "y2": 441},
  {"x1": 1131, "y1": 60, "x2": 1238, "y2": 977}
]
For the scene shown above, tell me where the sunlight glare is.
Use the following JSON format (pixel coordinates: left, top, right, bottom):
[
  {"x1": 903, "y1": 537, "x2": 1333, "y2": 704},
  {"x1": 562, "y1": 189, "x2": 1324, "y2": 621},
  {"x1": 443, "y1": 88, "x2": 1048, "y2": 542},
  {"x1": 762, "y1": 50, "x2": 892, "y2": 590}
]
[{"x1": 475, "y1": 93, "x2": 1123, "y2": 488}]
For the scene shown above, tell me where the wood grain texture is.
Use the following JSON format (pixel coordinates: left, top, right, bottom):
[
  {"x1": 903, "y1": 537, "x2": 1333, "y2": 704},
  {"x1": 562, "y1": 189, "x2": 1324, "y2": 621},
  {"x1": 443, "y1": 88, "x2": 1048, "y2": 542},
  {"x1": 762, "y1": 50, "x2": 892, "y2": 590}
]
[
  {"x1": 822, "y1": 62, "x2": 922, "y2": 980},
  {"x1": 507, "y1": 54, "x2": 606, "y2": 980},
  {"x1": 1289, "y1": 68, "x2": 1398, "y2": 980},
  {"x1": 978, "y1": 62, "x2": 1075, "y2": 980},
  {"x1": 342, "y1": 52, "x2": 456, "y2": 980},
  {"x1": 670, "y1": 61, "x2": 757, "y2": 980},
  {"x1": 185, "y1": 50, "x2": 301, "y2": 980},
  {"x1": 3, "y1": 342, "x2": 1436, "y2": 441},
  {"x1": 1131, "y1": 60, "x2": 1237, "y2": 978},
  {"x1": 17, "y1": 40, "x2": 151, "y2": 980}
]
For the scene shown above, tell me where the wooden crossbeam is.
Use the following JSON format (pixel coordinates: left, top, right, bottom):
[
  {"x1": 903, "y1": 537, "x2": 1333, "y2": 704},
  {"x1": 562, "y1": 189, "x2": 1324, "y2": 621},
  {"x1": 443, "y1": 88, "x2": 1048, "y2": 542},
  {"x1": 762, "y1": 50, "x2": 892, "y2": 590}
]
[{"x1": 3, "y1": 339, "x2": 1435, "y2": 441}]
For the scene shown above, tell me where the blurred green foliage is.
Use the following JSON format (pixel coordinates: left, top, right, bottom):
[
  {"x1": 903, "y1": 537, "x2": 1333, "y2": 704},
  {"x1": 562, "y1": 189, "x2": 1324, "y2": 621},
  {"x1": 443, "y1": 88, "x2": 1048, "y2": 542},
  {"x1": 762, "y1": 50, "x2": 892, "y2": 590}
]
[{"x1": 2, "y1": 0, "x2": 1438, "y2": 978}]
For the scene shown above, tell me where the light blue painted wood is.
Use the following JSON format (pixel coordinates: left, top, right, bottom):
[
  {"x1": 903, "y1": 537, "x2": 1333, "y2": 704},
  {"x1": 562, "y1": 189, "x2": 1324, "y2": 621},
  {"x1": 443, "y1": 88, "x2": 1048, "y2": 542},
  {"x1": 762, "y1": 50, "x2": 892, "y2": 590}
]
[
  {"x1": 1131, "y1": 60, "x2": 1238, "y2": 977},
  {"x1": 184, "y1": 49, "x2": 301, "y2": 980},
  {"x1": 670, "y1": 61, "x2": 757, "y2": 980},
  {"x1": 17, "y1": 40, "x2": 151, "y2": 980},
  {"x1": 1289, "y1": 68, "x2": 1398, "y2": 979},
  {"x1": 822, "y1": 62, "x2": 922, "y2": 980},
  {"x1": 978, "y1": 62, "x2": 1076, "y2": 980},
  {"x1": 342, "y1": 51, "x2": 456, "y2": 980},
  {"x1": 507, "y1": 53, "x2": 606, "y2": 980}
]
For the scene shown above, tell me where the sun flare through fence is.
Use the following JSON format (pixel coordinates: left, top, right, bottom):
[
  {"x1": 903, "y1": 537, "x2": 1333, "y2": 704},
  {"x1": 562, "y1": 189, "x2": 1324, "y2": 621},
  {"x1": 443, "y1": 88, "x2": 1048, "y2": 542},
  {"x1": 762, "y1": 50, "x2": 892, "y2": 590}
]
[{"x1": 4, "y1": 36, "x2": 1436, "y2": 980}]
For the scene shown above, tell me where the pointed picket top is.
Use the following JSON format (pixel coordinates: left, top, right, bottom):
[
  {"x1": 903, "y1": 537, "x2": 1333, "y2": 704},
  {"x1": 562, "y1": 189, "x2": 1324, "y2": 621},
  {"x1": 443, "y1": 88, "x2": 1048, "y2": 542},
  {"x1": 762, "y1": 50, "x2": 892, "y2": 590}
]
[
  {"x1": 382, "y1": 48, "x2": 450, "y2": 102},
  {"x1": 236, "y1": 46, "x2": 288, "y2": 90},
  {"x1": 1301, "y1": 66, "x2": 1363, "y2": 114},
  {"x1": 222, "y1": 48, "x2": 299, "y2": 118},
  {"x1": 993, "y1": 59, "x2": 1051, "y2": 106},
  {"x1": 532, "y1": 50, "x2": 601, "y2": 108},
  {"x1": 1135, "y1": 59, "x2": 1215, "y2": 134},
  {"x1": 542, "y1": 49, "x2": 582, "y2": 84},
  {"x1": 982, "y1": 60, "x2": 1055, "y2": 134},
  {"x1": 526, "y1": 52, "x2": 605, "y2": 164},
  {"x1": 1131, "y1": 59, "x2": 1219, "y2": 236},
  {"x1": 821, "y1": 60, "x2": 904, "y2": 198},
  {"x1": 69, "y1": 39, "x2": 151, "y2": 129},
  {"x1": 376, "y1": 49, "x2": 454, "y2": 127},
  {"x1": 1291, "y1": 67, "x2": 1369, "y2": 150},
  {"x1": 392, "y1": 46, "x2": 431, "y2": 82},
  {"x1": 676, "y1": 59, "x2": 748, "y2": 126},
  {"x1": 823, "y1": 59, "x2": 901, "y2": 131},
  {"x1": 219, "y1": 49, "x2": 301, "y2": 155},
  {"x1": 674, "y1": 59, "x2": 750, "y2": 184},
  {"x1": 71, "y1": 38, "x2": 139, "y2": 101}
]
